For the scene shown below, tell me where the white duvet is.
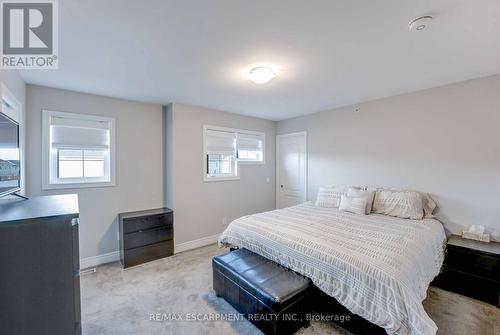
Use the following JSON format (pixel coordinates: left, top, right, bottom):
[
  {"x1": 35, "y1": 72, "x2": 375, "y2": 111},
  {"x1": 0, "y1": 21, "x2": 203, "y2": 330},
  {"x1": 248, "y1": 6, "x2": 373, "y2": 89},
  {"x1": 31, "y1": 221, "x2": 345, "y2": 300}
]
[{"x1": 218, "y1": 202, "x2": 446, "y2": 335}]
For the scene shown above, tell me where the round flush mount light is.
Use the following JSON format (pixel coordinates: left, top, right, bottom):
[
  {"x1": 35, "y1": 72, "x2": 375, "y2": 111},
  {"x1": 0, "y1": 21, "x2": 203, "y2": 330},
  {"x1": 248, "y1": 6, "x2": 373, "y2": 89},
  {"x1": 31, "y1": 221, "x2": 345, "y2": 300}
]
[
  {"x1": 408, "y1": 15, "x2": 433, "y2": 32},
  {"x1": 248, "y1": 66, "x2": 276, "y2": 84}
]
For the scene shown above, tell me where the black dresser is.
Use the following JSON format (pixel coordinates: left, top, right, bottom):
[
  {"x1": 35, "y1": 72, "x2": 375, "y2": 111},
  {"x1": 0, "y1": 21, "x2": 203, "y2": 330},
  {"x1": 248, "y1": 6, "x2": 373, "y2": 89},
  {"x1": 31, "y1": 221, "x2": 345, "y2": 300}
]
[
  {"x1": 119, "y1": 208, "x2": 174, "y2": 268},
  {"x1": 0, "y1": 194, "x2": 81, "y2": 335},
  {"x1": 434, "y1": 235, "x2": 500, "y2": 306}
]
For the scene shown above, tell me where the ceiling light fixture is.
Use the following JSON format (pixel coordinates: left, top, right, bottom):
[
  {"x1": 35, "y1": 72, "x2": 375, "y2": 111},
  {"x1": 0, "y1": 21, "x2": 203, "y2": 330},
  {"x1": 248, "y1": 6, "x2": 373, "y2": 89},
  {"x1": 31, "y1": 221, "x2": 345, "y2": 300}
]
[
  {"x1": 248, "y1": 66, "x2": 276, "y2": 84},
  {"x1": 408, "y1": 15, "x2": 433, "y2": 32}
]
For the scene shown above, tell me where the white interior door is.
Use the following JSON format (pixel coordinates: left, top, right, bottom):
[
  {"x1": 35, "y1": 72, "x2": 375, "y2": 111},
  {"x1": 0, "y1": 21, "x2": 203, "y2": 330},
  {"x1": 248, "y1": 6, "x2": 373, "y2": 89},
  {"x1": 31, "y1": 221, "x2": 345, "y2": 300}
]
[{"x1": 276, "y1": 132, "x2": 307, "y2": 209}]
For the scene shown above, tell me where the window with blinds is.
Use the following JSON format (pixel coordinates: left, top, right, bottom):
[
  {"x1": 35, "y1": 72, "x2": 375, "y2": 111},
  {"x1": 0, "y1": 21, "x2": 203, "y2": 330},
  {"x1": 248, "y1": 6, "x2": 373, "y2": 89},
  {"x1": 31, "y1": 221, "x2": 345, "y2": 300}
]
[
  {"x1": 42, "y1": 110, "x2": 115, "y2": 189},
  {"x1": 203, "y1": 125, "x2": 265, "y2": 181},
  {"x1": 237, "y1": 132, "x2": 264, "y2": 163}
]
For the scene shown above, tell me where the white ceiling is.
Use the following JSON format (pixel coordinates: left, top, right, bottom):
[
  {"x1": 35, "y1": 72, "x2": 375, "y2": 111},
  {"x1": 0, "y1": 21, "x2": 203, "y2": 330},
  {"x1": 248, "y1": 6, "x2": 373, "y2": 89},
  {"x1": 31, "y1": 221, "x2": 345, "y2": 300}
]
[{"x1": 19, "y1": 0, "x2": 500, "y2": 120}]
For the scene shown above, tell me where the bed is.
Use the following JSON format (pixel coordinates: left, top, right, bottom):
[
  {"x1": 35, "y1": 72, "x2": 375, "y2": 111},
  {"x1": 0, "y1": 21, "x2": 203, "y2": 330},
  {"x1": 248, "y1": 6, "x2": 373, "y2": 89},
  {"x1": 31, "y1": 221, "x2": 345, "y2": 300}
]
[{"x1": 218, "y1": 201, "x2": 447, "y2": 335}]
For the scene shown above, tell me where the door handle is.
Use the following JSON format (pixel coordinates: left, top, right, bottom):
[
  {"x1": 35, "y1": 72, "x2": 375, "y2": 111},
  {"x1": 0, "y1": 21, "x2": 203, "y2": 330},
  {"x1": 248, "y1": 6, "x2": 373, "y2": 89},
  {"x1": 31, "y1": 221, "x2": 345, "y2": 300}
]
[{"x1": 280, "y1": 185, "x2": 284, "y2": 188}]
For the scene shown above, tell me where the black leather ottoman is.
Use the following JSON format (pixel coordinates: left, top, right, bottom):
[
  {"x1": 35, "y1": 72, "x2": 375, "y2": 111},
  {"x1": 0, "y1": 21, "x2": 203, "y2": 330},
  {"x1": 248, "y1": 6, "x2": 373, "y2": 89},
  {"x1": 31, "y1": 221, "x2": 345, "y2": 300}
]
[{"x1": 213, "y1": 249, "x2": 311, "y2": 335}]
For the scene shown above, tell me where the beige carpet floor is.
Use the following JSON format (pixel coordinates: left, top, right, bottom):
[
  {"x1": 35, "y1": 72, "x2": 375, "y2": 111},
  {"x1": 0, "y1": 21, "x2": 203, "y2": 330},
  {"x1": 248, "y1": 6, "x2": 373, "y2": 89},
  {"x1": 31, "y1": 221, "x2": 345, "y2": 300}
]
[{"x1": 81, "y1": 244, "x2": 500, "y2": 335}]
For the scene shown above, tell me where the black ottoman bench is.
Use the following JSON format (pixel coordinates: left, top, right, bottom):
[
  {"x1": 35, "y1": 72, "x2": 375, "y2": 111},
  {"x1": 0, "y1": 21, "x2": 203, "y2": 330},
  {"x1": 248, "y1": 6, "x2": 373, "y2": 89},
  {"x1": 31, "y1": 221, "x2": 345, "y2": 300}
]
[{"x1": 213, "y1": 248, "x2": 311, "y2": 335}]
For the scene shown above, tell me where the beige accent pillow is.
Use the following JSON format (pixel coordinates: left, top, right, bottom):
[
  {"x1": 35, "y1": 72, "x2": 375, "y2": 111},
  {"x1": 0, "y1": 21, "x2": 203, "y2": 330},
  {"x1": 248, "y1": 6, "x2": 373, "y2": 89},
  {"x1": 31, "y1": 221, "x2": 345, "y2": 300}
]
[
  {"x1": 372, "y1": 190, "x2": 424, "y2": 220},
  {"x1": 315, "y1": 186, "x2": 348, "y2": 208},
  {"x1": 339, "y1": 195, "x2": 368, "y2": 215},
  {"x1": 347, "y1": 188, "x2": 375, "y2": 214}
]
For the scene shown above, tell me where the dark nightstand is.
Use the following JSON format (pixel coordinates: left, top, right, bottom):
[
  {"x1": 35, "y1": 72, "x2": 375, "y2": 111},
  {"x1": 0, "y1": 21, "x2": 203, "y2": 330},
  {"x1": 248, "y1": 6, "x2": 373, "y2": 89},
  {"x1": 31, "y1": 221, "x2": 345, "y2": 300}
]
[{"x1": 433, "y1": 235, "x2": 499, "y2": 306}]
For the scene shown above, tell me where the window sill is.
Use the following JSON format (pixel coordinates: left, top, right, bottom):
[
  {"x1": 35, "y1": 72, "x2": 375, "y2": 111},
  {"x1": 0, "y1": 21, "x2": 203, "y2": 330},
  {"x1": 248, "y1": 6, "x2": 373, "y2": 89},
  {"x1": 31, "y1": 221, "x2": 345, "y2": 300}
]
[
  {"x1": 42, "y1": 180, "x2": 116, "y2": 190},
  {"x1": 238, "y1": 160, "x2": 265, "y2": 165},
  {"x1": 203, "y1": 176, "x2": 240, "y2": 182}
]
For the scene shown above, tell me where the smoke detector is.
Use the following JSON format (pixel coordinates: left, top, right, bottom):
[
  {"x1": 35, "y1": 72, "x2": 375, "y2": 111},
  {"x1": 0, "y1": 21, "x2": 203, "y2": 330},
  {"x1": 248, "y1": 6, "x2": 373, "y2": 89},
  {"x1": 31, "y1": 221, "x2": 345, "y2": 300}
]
[{"x1": 408, "y1": 15, "x2": 433, "y2": 32}]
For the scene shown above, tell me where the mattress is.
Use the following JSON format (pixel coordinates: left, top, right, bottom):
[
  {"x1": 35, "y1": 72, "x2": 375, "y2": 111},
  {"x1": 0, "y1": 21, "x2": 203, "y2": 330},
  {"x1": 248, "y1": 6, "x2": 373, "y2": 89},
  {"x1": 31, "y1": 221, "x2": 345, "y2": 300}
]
[{"x1": 218, "y1": 202, "x2": 446, "y2": 335}]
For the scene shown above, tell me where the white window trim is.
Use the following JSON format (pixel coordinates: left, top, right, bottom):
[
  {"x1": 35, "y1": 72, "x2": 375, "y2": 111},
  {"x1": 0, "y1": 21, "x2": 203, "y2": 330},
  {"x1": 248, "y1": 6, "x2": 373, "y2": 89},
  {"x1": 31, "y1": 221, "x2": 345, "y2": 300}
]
[
  {"x1": 1, "y1": 83, "x2": 22, "y2": 121},
  {"x1": 202, "y1": 125, "x2": 265, "y2": 182},
  {"x1": 42, "y1": 110, "x2": 116, "y2": 190}
]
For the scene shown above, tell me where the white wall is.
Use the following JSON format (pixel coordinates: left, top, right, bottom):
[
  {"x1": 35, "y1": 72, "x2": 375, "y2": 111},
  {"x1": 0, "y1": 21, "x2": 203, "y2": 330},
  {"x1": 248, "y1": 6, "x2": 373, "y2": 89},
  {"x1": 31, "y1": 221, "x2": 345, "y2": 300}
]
[
  {"x1": 277, "y1": 74, "x2": 500, "y2": 241},
  {"x1": 165, "y1": 103, "x2": 276, "y2": 247},
  {"x1": 0, "y1": 70, "x2": 26, "y2": 195},
  {"x1": 25, "y1": 85, "x2": 164, "y2": 260}
]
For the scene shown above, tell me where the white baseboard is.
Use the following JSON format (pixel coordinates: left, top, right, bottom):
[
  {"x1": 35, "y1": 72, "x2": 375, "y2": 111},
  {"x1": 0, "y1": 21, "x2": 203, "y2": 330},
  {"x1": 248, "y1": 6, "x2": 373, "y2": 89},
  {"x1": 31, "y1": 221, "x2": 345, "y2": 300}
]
[
  {"x1": 79, "y1": 234, "x2": 219, "y2": 269},
  {"x1": 175, "y1": 234, "x2": 219, "y2": 254},
  {"x1": 80, "y1": 250, "x2": 120, "y2": 269}
]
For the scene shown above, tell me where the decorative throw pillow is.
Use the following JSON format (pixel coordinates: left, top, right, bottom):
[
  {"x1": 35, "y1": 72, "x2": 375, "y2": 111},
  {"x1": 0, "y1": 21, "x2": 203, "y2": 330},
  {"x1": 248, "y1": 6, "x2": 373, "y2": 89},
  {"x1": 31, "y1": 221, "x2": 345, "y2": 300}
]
[
  {"x1": 372, "y1": 190, "x2": 424, "y2": 220},
  {"x1": 339, "y1": 195, "x2": 368, "y2": 215},
  {"x1": 347, "y1": 187, "x2": 375, "y2": 214},
  {"x1": 315, "y1": 186, "x2": 348, "y2": 208},
  {"x1": 422, "y1": 194, "x2": 437, "y2": 218}
]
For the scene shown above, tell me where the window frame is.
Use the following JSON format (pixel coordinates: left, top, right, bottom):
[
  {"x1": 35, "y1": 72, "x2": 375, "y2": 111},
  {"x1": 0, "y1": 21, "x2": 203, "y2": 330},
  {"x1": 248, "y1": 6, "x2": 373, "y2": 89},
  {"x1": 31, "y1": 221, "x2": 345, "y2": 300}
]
[
  {"x1": 202, "y1": 125, "x2": 265, "y2": 182},
  {"x1": 42, "y1": 110, "x2": 116, "y2": 190},
  {"x1": 236, "y1": 133, "x2": 266, "y2": 165}
]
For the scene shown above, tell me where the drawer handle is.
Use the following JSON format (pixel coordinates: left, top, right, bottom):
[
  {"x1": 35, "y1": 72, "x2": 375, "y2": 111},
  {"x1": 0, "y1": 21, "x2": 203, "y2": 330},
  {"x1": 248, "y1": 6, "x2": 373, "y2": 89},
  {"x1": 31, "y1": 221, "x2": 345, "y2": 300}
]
[
  {"x1": 137, "y1": 226, "x2": 168, "y2": 234},
  {"x1": 125, "y1": 225, "x2": 171, "y2": 236}
]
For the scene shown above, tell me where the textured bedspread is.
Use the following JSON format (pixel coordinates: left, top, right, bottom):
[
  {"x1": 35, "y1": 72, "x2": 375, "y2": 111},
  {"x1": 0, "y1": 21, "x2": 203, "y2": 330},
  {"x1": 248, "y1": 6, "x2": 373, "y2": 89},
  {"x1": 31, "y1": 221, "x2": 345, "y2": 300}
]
[{"x1": 218, "y1": 202, "x2": 446, "y2": 335}]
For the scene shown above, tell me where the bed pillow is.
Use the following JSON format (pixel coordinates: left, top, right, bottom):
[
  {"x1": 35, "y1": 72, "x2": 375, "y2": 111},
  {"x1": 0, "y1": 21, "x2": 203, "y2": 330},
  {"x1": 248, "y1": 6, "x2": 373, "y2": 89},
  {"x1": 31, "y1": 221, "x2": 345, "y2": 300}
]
[
  {"x1": 315, "y1": 186, "x2": 348, "y2": 208},
  {"x1": 347, "y1": 188, "x2": 375, "y2": 214},
  {"x1": 372, "y1": 190, "x2": 424, "y2": 220},
  {"x1": 339, "y1": 195, "x2": 368, "y2": 215},
  {"x1": 369, "y1": 186, "x2": 438, "y2": 217}
]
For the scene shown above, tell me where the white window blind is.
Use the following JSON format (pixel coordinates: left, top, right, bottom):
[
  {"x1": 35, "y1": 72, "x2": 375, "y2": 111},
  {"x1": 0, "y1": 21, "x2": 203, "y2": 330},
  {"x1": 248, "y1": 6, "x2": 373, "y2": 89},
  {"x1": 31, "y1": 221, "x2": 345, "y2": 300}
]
[
  {"x1": 237, "y1": 132, "x2": 262, "y2": 150},
  {"x1": 205, "y1": 129, "x2": 236, "y2": 155},
  {"x1": 51, "y1": 116, "x2": 110, "y2": 150}
]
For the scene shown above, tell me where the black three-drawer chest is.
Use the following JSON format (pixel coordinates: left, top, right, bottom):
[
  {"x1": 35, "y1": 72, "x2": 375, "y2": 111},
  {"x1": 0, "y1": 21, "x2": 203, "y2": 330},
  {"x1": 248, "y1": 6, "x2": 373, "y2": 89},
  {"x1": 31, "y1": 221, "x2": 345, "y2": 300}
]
[
  {"x1": 119, "y1": 208, "x2": 174, "y2": 268},
  {"x1": 433, "y1": 235, "x2": 500, "y2": 306}
]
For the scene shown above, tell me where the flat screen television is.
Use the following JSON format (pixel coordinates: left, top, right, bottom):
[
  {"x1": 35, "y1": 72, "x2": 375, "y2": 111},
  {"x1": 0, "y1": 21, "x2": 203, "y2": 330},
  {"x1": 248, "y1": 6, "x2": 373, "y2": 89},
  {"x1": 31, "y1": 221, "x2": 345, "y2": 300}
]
[{"x1": 0, "y1": 111, "x2": 21, "y2": 197}]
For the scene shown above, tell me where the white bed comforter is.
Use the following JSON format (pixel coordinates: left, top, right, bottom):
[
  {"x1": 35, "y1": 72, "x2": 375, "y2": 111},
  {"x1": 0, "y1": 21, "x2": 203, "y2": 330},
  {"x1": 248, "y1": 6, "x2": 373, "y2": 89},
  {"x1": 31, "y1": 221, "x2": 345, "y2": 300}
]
[{"x1": 218, "y1": 202, "x2": 446, "y2": 335}]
